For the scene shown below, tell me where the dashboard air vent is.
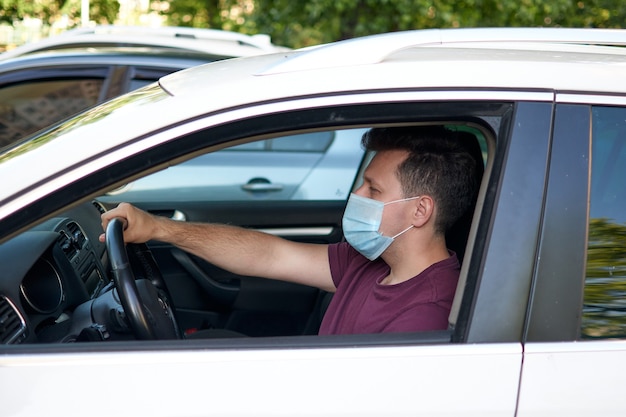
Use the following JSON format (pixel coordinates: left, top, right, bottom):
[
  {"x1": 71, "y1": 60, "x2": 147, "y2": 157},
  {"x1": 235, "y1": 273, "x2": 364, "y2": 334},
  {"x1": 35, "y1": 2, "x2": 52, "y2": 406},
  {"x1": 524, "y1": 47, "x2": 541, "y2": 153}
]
[
  {"x1": 58, "y1": 231, "x2": 78, "y2": 260},
  {"x1": 58, "y1": 230, "x2": 76, "y2": 260},
  {"x1": 0, "y1": 295, "x2": 27, "y2": 344},
  {"x1": 67, "y1": 221, "x2": 86, "y2": 248},
  {"x1": 92, "y1": 200, "x2": 107, "y2": 215}
]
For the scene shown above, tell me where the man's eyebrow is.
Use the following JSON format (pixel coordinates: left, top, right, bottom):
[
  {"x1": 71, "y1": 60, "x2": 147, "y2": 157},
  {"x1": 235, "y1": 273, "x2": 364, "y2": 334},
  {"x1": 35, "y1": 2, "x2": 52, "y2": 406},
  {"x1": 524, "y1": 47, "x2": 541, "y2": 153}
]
[{"x1": 362, "y1": 174, "x2": 381, "y2": 188}]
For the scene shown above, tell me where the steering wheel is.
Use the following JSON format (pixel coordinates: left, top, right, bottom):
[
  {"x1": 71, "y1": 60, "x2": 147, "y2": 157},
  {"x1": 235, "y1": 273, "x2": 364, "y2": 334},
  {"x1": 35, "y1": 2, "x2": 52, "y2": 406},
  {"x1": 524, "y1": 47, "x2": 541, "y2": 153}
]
[{"x1": 105, "y1": 218, "x2": 180, "y2": 340}]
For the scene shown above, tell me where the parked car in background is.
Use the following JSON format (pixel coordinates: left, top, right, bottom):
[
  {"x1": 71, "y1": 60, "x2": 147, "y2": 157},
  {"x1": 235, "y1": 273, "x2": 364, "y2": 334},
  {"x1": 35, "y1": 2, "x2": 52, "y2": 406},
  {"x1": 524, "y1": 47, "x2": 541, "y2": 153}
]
[
  {"x1": 0, "y1": 25, "x2": 289, "y2": 61},
  {"x1": 0, "y1": 26, "x2": 351, "y2": 203},
  {"x1": 2, "y1": 27, "x2": 626, "y2": 416},
  {"x1": 0, "y1": 25, "x2": 288, "y2": 147}
]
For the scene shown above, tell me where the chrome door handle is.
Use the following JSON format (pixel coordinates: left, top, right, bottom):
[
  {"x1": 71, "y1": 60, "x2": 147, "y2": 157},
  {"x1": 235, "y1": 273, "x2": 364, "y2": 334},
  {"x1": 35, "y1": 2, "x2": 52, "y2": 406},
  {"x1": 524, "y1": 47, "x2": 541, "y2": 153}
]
[
  {"x1": 241, "y1": 177, "x2": 284, "y2": 192},
  {"x1": 241, "y1": 183, "x2": 284, "y2": 192}
]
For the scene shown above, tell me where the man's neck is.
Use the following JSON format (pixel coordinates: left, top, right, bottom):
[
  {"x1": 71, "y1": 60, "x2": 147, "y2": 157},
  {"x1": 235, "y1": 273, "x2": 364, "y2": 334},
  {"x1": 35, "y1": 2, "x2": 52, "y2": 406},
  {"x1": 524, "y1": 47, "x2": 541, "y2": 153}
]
[{"x1": 380, "y1": 237, "x2": 449, "y2": 285}]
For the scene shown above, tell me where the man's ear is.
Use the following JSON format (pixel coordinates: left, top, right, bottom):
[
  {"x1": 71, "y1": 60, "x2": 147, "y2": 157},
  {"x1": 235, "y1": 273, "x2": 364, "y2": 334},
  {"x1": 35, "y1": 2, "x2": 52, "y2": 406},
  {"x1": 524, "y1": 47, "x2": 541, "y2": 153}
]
[{"x1": 412, "y1": 196, "x2": 435, "y2": 228}]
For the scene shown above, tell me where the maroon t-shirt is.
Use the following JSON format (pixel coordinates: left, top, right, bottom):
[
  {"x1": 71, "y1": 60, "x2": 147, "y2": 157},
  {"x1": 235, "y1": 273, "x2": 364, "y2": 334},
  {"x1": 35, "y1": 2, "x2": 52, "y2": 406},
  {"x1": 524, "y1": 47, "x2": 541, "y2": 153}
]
[{"x1": 318, "y1": 242, "x2": 460, "y2": 335}]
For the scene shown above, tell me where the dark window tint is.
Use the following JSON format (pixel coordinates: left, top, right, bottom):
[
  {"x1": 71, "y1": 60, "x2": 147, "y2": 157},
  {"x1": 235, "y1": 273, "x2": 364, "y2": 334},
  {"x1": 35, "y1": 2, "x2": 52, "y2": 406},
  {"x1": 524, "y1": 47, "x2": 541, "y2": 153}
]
[
  {"x1": 583, "y1": 106, "x2": 626, "y2": 339},
  {"x1": 0, "y1": 79, "x2": 103, "y2": 149}
]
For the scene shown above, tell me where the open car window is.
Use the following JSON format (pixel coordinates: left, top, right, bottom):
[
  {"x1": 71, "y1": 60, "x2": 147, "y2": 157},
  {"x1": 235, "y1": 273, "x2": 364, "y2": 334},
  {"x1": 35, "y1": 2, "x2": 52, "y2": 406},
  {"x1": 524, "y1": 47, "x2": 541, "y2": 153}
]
[
  {"x1": 0, "y1": 105, "x2": 500, "y2": 349},
  {"x1": 100, "y1": 129, "x2": 368, "y2": 204}
]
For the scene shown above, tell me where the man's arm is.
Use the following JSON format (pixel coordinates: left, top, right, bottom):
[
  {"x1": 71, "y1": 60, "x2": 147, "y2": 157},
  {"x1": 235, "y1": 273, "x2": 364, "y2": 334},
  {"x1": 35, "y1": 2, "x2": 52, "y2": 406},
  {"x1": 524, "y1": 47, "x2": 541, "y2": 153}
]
[{"x1": 100, "y1": 203, "x2": 336, "y2": 292}]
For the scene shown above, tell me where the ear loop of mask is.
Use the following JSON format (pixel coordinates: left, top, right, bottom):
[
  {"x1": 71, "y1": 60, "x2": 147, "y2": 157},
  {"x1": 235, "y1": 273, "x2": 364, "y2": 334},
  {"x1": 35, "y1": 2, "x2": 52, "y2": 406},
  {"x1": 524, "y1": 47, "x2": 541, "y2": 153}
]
[
  {"x1": 391, "y1": 224, "x2": 414, "y2": 239},
  {"x1": 384, "y1": 195, "x2": 421, "y2": 239}
]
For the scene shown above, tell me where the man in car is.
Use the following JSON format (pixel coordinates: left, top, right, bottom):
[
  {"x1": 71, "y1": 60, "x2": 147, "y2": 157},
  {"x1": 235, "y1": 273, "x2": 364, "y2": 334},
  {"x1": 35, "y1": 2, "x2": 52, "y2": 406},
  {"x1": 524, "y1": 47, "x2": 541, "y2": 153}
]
[{"x1": 100, "y1": 125, "x2": 480, "y2": 334}]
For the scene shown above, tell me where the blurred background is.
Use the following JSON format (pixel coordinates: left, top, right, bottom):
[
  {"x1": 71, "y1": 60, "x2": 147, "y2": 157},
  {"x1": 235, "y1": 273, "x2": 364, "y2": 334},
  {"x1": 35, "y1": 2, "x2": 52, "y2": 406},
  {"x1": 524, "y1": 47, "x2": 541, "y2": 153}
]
[{"x1": 2, "y1": 0, "x2": 626, "y2": 51}]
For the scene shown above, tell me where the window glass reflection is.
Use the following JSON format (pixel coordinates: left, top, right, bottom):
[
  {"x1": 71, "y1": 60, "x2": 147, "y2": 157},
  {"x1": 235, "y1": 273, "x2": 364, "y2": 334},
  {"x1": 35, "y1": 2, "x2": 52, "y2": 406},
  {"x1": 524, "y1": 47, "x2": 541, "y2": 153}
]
[
  {"x1": 0, "y1": 79, "x2": 103, "y2": 150},
  {"x1": 583, "y1": 106, "x2": 626, "y2": 338}
]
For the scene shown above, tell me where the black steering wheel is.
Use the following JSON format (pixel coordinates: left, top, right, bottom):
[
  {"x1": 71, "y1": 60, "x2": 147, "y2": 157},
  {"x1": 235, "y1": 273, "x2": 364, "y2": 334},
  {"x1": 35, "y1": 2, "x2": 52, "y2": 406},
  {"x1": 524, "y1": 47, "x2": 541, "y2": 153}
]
[{"x1": 105, "y1": 218, "x2": 180, "y2": 340}]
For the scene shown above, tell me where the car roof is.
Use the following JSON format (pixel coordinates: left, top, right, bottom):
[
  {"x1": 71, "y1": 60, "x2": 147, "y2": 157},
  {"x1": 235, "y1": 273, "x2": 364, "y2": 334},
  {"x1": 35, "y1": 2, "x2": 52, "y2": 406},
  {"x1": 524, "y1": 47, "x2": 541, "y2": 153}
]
[
  {"x1": 2, "y1": 27, "x2": 626, "y2": 221},
  {"x1": 157, "y1": 27, "x2": 626, "y2": 105},
  {"x1": 0, "y1": 25, "x2": 289, "y2": 62},
  {"x1": 257, "y1": 27, "x2": 626, "y2": 74},
  {"x1": 0, "y1": 46, "x2": 229, "y2": 71}
]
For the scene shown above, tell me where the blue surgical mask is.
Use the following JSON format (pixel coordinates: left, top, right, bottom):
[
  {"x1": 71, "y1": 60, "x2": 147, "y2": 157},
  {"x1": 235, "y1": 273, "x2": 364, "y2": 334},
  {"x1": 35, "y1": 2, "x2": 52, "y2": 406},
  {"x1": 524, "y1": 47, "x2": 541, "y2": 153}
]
[{"x1": 342, "y1": 193, "x2": 419, "y2": 260}]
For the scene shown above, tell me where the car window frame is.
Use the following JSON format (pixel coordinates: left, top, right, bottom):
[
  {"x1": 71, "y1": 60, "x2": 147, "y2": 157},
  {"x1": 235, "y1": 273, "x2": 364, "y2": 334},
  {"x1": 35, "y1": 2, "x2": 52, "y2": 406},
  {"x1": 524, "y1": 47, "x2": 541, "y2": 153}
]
[
  {"x1": 0, "y1": 93, "x2": 550, "y2": 353},
  {"x1": 524, "y1": 103, "x2": 591, "y2": 343}
]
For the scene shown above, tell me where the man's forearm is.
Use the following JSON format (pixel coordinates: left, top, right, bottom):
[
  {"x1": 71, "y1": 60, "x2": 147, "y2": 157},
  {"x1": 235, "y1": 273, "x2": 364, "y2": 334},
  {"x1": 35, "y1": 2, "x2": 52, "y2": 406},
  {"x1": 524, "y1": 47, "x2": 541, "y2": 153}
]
[
  {"x1": 153, "y1": 217, "x2": 284, "y2": 279},
  {"x1": 100, "y1": 203, "x2": 334, "y2": 291}
]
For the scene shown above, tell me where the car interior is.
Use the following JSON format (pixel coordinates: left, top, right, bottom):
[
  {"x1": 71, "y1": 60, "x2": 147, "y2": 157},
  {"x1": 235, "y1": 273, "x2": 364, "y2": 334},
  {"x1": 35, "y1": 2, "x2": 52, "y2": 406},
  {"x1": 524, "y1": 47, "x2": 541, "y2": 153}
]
[{"x1": 0, "y1": 115, "x2": 496, "y2": 348}]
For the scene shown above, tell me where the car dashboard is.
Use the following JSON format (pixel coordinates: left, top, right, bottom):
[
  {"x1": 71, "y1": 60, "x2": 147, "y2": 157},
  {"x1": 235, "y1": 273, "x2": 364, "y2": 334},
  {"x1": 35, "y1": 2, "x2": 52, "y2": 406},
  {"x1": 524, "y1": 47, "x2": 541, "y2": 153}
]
[{"x1": 0, "y1": 201, "x2": 115, "y2": 344}]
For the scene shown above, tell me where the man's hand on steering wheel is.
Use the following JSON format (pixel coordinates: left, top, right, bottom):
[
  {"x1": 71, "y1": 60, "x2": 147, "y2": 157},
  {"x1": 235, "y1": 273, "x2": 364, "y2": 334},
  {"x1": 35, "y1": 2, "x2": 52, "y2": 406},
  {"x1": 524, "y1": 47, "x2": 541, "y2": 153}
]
[{"x1": 105, "y1": 217, "x2": 180, "y2": 340}]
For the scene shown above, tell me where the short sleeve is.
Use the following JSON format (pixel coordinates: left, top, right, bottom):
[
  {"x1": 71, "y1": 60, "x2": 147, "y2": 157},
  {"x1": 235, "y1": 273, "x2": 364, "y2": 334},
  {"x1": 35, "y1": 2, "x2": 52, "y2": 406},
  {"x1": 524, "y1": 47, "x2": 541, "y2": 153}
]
[{"x1": 327, "y1": 242, "x2": 361, "y2": 288}]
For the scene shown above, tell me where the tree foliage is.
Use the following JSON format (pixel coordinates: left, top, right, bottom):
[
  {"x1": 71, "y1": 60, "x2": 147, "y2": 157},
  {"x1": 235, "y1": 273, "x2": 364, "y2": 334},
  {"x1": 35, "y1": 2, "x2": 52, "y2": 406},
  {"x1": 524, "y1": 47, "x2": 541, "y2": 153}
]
[
  {"x1": 157, "y1": 0, "x2": 224, "y2": 28},
  {"x1": 0, "y1": 0, "x2": 118, "y2": 26},
  {"x1": 159, "y1": 0, "x2": 626, "y2": 48},
  {"x1": 4, "y1": 0, "x2": 626, "y2": 48}
]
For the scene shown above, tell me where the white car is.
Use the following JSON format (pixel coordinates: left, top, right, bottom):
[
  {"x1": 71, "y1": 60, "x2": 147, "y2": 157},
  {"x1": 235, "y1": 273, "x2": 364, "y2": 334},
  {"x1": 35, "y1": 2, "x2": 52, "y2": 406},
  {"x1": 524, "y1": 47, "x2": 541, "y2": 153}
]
[
  {"x1": 0, "y1": 25, "x2": 289, "y2": 61},
  {"x1": 0, "y1": 25, "x2": 289, "y2": 146},
  {"x1": 2, "y1": 27, "x2": 626, "y2": 416}
]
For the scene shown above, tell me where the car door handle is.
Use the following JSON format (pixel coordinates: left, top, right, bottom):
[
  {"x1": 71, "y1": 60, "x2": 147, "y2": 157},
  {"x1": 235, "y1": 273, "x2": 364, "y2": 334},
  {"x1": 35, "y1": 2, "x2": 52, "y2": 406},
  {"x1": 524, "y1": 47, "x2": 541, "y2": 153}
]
[
  {"x1": 148, "y1": 209, "x2": 187, "y2": 221},
  {"x1": 171, "y1": 249, "x2": 239, "y2": 305},
  {"x1": 241, "y1": 177, "x2": 284, "y2": 192}
]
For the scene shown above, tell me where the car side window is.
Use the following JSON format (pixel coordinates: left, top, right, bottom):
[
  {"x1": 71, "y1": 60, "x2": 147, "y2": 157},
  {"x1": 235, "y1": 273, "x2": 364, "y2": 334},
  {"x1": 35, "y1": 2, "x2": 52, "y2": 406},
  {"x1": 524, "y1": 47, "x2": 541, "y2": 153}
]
[
  {"x1": 0, "y1": 79, "x2": 103, "y2": 149},
  {"x1": 582, "y1": 105, "x2": 626, "y2": 339},
  {"x1": 102, "y1": 128, "x2": 368, "y2": 203}
]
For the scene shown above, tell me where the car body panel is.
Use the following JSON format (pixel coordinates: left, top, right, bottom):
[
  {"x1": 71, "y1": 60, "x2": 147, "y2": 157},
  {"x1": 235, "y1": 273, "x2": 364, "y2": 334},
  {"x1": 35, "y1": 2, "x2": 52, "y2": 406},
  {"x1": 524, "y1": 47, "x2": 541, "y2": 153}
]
[
  {"x1": 518, "y1": 341, "x2": 626, "y2": 416},
  {"x1": 525, "y1": 104, "x2": 590, "y2": 342},
  {"x1": 1, "y1": 342, "x2": 522, "y2": 417},
  {"x1": 455, "y1": 101, "x2": 553, "y2": 343}
]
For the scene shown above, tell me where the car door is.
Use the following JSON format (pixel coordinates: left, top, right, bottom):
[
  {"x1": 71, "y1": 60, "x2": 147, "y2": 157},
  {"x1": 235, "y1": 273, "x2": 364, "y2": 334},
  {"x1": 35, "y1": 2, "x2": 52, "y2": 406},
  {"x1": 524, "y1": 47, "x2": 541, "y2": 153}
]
[
  {"x1": 517, "y1": 99, "x2": 626, "y2": 415},
  {"x1": 1, "y1": 91, "x2": 553, "y2": 417},
  {"x1": 88, "y1": 93, "x2": 547, "y2": 415}
]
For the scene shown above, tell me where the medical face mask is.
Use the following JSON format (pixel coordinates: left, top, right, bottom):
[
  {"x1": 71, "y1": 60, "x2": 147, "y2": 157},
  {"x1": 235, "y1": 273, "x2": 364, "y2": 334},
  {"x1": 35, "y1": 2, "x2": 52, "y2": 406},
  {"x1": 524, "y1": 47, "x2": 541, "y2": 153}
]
[{"x1": 342, "y1": 193, "x2": 420, "y2": 260}]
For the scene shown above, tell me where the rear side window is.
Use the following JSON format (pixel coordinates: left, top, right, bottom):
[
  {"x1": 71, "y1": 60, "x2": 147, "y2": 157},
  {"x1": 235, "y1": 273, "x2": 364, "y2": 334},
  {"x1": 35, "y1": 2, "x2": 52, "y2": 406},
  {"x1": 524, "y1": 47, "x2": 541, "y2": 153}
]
[
  {"x1": 583, "y1": 105, "x2": 626, "y2": 338},
  {"x1": 0, "y1": 79, "x2": 102, "y2": 149}
]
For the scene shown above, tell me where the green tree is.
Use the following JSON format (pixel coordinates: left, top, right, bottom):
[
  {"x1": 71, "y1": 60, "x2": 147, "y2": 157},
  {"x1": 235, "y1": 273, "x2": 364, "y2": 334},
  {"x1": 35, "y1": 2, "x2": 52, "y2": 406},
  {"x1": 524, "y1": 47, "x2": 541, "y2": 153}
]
[
  {"x1": 0, "y1": 0, "x2": 62, "y2": 24},
  {"x1": 157, "y1": 0, "x2": 626, "y2": 48},
  {"x1": 5, "y1": 0, "x2": 626, "y2": 48},
  {"x1": 159, "y1": 0, "x2": 226, "y2": 28},
  {"x1": 0, "y1": 0, "x2": 118, "y2": 25}
]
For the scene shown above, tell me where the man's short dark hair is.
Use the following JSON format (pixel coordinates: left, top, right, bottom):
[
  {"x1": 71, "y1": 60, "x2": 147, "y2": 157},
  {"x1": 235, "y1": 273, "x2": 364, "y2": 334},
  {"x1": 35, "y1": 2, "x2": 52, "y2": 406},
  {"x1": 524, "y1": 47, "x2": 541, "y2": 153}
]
[{"x1": 362, "y1": 125, "x2": 481, "y2": 234}]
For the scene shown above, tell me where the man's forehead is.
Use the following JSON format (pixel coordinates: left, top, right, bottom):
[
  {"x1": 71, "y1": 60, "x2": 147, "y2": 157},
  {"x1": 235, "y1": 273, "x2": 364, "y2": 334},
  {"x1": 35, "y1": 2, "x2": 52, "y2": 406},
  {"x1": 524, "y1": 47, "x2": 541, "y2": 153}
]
[
  {"x1": 368, "y1": 149, "x2": 410, "y2": 168},
  {"x1": 363, "y1": 149, "x2": 409, "y2": 180}
]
